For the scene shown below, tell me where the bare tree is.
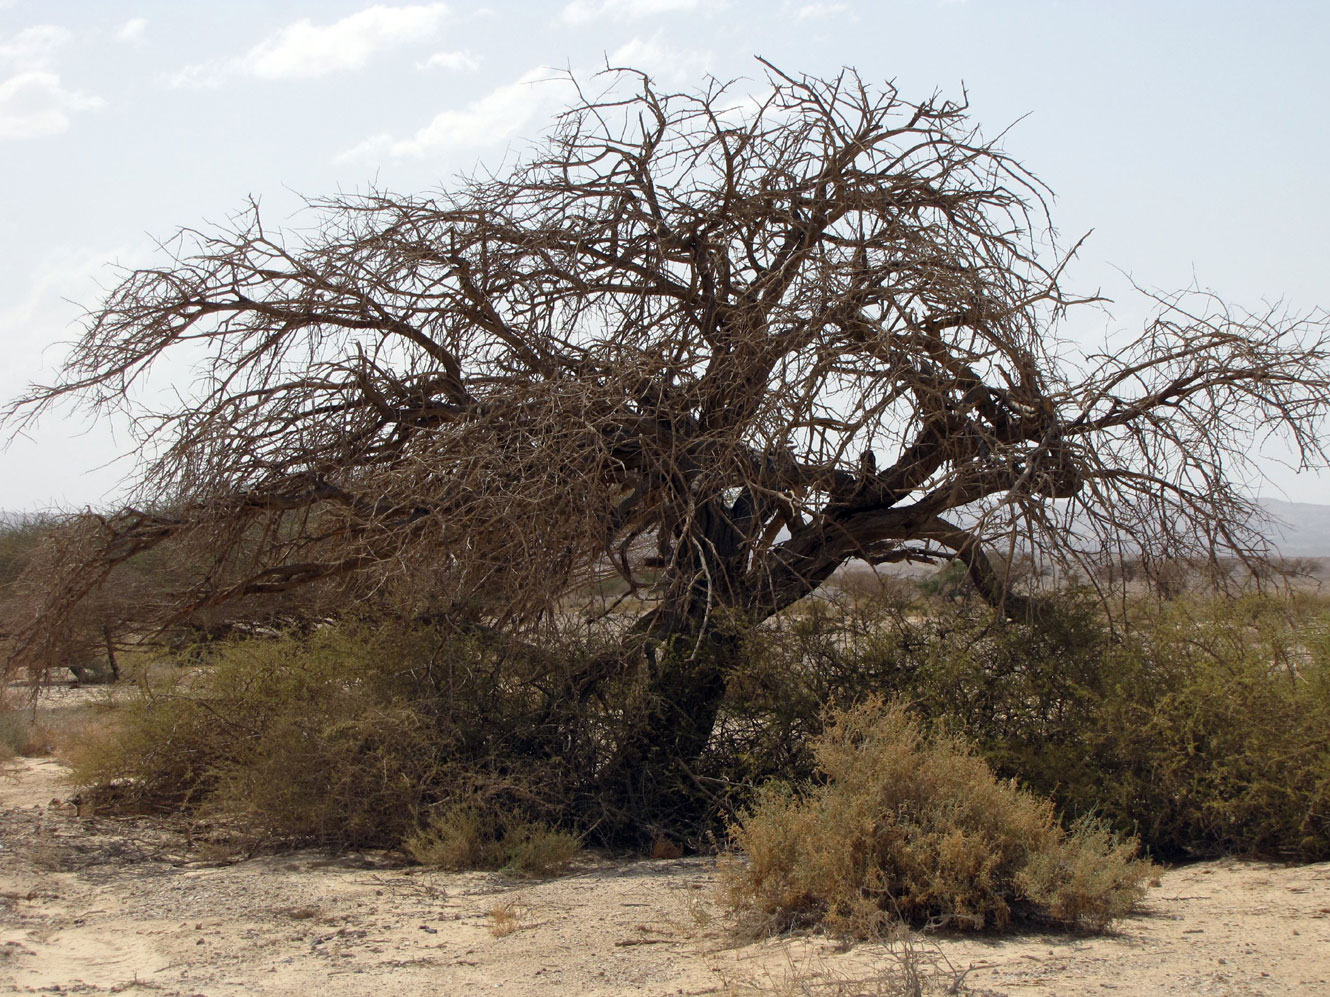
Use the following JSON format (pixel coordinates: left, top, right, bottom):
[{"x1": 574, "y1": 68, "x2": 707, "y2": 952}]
[{"x1": 6, "y1": 64, "x2": 1329, "y2": 821}]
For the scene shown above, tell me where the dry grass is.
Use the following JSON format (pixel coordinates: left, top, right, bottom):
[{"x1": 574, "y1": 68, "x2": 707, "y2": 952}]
[
  {"x1": 0, "y1": 689, "x2": 55, "y2": 761},
  {"x1": 486, "y1": 899, "x2": 523, "y2": 937},
  {"x1": 720, "y1": 927, "x2": 979, "y2": 996}
]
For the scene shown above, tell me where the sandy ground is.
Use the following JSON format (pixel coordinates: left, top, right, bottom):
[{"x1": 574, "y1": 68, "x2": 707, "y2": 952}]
[{"x1": 1, "y1": 756, "x2": 1328, "y2": 996}]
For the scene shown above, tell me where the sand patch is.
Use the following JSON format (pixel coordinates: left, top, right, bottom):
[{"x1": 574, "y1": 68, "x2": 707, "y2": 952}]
[{"x1": 1, "y1": 756, "x2": 1327, "y2": 995}]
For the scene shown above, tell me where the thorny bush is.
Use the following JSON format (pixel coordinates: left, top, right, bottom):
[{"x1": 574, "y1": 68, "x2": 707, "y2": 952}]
[{"x1": 721, "y1": 697, "x2": 1150, "y2": 935}]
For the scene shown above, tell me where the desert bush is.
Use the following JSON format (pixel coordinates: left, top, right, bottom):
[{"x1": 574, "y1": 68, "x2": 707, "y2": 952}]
[
  {"x1": 705, "y1": 587, "x2": 920, "y2": 795},
  {"x1": 68, "y1": 621, "x2": 599, "y2": 851},
  {"x1": 1095, "y1": 596, "x2": 1330, "y2": 860},
  {"x1": 64, "y1": 569, "x2": 1330, "y2": 865},
  {"x1": 916, "y1": 560, "x2": 972, "y2": 603},
  {"x1": 901, "y1": 594, "x2": 1330, "y2": 861},
  {"x1": 405, "y1": 803, "x2": 581, "y2": 876},
  {"x1": 0, "y1": 696, "x2": 46, "y2": 760},
  {"x1": 722, "y1": 697, "x2": 1149, "y2": 935},
  {"x1": 728, "y1": 589, "x2": 1330, "y2": 862}
]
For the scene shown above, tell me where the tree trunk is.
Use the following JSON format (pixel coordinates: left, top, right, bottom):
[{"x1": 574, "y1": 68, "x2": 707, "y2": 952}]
[
  {"x1": 102, "y1": 625, "x2": 120, "y2": 683},
  {"x1": 592, "y1": 499, "x2": 1041, "y2": 843},
  {"x1": 594, "y1": 597, "x2": 743, "y2": 843}
]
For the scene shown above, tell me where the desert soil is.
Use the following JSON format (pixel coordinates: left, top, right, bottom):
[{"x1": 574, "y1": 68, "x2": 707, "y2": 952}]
[{"x1": 2, "y1": 753, "x2": 1329, "y2": 995}]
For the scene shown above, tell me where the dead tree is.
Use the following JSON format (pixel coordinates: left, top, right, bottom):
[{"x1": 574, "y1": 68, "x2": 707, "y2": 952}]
[{"x1": 6, "y1": 64, "x2": 1329, "y2": 825}]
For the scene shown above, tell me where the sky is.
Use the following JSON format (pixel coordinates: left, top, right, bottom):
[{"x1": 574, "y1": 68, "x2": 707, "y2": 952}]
[{"x1": 1, "y1": 0, "x2": 1327, "y2": 511}]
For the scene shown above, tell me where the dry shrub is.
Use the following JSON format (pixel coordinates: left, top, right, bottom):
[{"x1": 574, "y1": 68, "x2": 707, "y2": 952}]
[
  {"x1": 405, "y1": 804, "x2": 581, "y2": 876},
  {"x1": 725, "y1": 590, "x2": 1330, "y2": 863},
  {"x1": 0, "y1": 695, "x2": 48, "y2": 760},
  {"x1": 66, "y1": 622, "x2": 593, "y2": 852},
  {"x1": 722, "y1": 698, "x2": 1149, "y2": 936}
]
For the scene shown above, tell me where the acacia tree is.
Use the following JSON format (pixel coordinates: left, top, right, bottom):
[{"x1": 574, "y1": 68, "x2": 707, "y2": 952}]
[{"x1": 7, "y1": 65, "x2": 1329, "y2": 824}]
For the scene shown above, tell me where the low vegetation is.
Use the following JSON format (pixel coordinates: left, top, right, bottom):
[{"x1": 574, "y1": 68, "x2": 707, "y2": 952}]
[
  {"x1": 32, "y1": 557, "x2": 1330, "y2": 936},
  {"x1": 725, "y1": 586, "x2": 1330, "y2": 862},
  {"x1": 405, "y1": 805, "x2": 582, "y2": 876},
  {"x1": 721, "y1": 697, "x2": 1150, "y2": 935},
  {"x1": 64, "y1": 622, "x2": 595, "y2": 855},
  {"x1": 0, "y1": 692, "x2": 44, "y2": 761}
]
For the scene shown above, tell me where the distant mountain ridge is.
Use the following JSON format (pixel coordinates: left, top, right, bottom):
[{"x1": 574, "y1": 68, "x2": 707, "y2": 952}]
[{"x1": 1258, "y1": 499, "x2": 1330, "y2": 558}]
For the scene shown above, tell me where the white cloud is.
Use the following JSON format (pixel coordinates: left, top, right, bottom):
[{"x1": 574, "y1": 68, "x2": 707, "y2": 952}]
[
  {"x1": 114, "y1": 18, "x2": 149, "y2": 44},
  {"x1": 337, "y1": 67, "x2": 573, "y2": 161},
  {"x1": 173, "y1": 3, "x2": 450, "y2": 87},
  {"x1": 606, "y1": 34, "x2": 711, "y2": 83},
  {"x1": 166, "y1": 63, "x2": 222, "y2": 90},
  {"x1": 0, "y1": 24, "x2": 72, "y2": 71},
  {"x1": 0, "y1": 26, "x2": 102, "y2": 140},
  {"x1": 790, "y1": 2, "x2": 848, "y2": 18},
  {"x1": 420, "y1": 49, "x2": 480, "y2": 71},
  {"x1": 560, "y1": 0, "x2": 705, "y2": 26},
  {"x1": 0, "y1": 70, "x2": 103, "y2": 141},
  {"x1": 244, "y1": 3, "x2": 449, "y2": 78}
]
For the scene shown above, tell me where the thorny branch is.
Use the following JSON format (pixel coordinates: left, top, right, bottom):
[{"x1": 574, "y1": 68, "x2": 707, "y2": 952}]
[{"x1": 5, "y1": 63, "x2": 1329, "y2": 670}]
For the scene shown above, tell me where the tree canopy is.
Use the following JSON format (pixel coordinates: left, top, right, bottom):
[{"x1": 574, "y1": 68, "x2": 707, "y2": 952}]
[{"x1": 5, "y1": 64, "x2": 1329, "y2": 826}]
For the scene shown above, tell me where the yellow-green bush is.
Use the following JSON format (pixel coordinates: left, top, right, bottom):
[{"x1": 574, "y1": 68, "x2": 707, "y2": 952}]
[
  {"x1": 722, "y1": 698, "x2": 1149, "y2": 935},
  {"x1": 66, "y1": 580, "x2": 1330, "y2": 865},
  {"x1": 69, "y1": 622, "x2": 591, "y2": 852},
  {"x1": 904, "y1": 595, "x2": 1330, "y2": 861},
  {"x1": 405, "y1": 803, "x2": 581, "y2": 876},
  {"x1": 1, "y1": 697, "x2": 46, "y2": 760},
  {"x1": 725, "y1": 590, "x2": 1330, "y2": 862},
  {"x1": 1096, "y1": 596, "x2": 1330, "y2": 860}
]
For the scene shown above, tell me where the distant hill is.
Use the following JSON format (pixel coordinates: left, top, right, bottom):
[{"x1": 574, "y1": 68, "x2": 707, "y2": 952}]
[{"x1": 1259, "y1": 499, "x2": 1330, "y2": 558}]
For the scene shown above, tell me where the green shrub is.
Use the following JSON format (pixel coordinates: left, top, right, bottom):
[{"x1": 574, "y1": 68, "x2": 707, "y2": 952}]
[
  {"x1": 66, "y1": 577, "x2": 1330, "y2": 865},
  {"x1": 1095, "y1": 597, "x2": 1330, "y2": 860},
  {"x1": 902, "y1": 595, "x2": 1330, "y2": 861},
  {"x1": 722, "y1": 698, "x2": 1150, "y2": 935}
]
